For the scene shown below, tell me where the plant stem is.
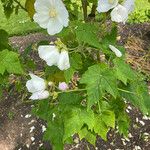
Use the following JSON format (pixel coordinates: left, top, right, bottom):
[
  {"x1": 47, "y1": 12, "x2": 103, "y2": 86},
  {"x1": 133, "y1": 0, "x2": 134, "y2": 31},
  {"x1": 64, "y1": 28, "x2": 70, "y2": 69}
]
[
  {"x1": 81, "y1": 0, "x2": 88, "y2": 21},
  {"x1": 57, "y1": 88, "x2": 86, "y2": 94},
  {"x1": 88, "y1": 3, "x2": 97, "y2": 18},
  {"x1": 117, "y1": 88, "x2": 135, "y2": 94},
  {"x1": 14, "y1": 0, "x2": 27, "y2": 12}
]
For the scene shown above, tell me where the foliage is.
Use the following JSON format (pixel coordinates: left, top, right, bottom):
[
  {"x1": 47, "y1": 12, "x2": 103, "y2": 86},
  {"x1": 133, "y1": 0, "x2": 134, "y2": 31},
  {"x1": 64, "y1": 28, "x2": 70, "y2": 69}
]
[{"x1": 0, "y1": 0, "x2": 150, "y2": 150}]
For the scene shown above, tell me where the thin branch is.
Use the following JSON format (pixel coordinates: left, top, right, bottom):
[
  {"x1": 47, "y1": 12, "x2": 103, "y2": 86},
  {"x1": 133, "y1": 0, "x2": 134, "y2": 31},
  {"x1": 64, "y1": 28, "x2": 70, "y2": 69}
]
[{"x1": 14, "y1": 0, "x2": 27, "y2": 12}]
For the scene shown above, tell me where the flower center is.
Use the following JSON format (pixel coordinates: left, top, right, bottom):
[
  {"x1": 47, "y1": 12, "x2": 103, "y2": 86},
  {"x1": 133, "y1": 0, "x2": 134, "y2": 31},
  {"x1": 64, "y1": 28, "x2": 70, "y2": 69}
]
[
  {"x1": 49, "y1": 8, "x2": 57, "y2": 18},
  {"x1": 108, "y1": 0, "x2": 114, "y2": 4}
]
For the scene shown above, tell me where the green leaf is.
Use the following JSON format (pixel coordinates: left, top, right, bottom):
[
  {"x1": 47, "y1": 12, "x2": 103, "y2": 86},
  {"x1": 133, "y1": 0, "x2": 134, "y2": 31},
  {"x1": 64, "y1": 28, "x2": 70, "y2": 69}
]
[
  {"x1": 58, "y1": 92, "x2": 83, "y2": 105},
  {"x1": 63, "y1": 106, "x2": 95, "y2": 140},
  {"x1": 75, "y1": 22, "x2": 101, "y2": 48},
  {"x1": 101, "y1": 26, "x2": 117, "y2": 47},
  {"x1": 0, "y1": 29, "x2": 9, "y2": 51},
  {"x1": 0, "y1": 49, "x2": 23, "y2": 75},
  {"x1": 64, "y1": 53, "x2": 83, "y2": 83},
  {"x1": 101, "y1": 110, "x2": 115, "y2": 128},
  {"x1": 32, "y1": 100, "x2": 51, "y2": 121},
  {"x1": 113, "y1": 58, "x2": 136, "y2": 85},
  {"x1": 93, "y1": 114, "x2": 109, "y2": 140},
  {"x1": 80, "y1": 64, "x2": 118, "y2": 109},
  {"x1": 2, "y1": 0, "x2": 14, "y2": 18},
  {"x1": 117, "y1": 112, "x2": 130, "y2": 137},
  {"x1": 44, "y1": 118, "x2": 64, "y2": 150},
  {"x1": 121, "y1": 81, "x2": 150, "y2": 114},
  {"x1": 78, "y1": 127, "x2": 96, "y2": 146}
]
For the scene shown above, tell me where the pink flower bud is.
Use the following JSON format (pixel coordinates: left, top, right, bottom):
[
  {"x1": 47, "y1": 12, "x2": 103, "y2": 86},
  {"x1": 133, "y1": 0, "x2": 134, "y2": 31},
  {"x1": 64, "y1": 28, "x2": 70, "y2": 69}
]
[{"x1": 58, "y1": 82, "x2": 68, "y2": 91}]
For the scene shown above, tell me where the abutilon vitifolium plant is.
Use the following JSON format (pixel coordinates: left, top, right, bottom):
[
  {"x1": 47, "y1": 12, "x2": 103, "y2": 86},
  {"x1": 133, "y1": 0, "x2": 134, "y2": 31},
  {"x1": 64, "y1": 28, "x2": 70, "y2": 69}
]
[{"x1": 0, "y1": 0, "x2": 150, "y2": 150}]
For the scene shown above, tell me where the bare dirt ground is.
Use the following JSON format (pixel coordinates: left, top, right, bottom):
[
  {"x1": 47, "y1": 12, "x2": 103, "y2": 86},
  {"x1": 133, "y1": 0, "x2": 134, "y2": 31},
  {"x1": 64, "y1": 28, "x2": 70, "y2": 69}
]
[{"x1": 0, "y1": 23, "x2": 150, "y2": 150}]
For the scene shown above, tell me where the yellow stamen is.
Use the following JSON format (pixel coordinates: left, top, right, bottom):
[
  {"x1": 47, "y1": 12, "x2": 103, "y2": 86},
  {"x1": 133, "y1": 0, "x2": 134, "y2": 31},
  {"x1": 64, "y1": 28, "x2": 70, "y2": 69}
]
[
  {"x1": 108, "y1": 0, "x2": 114, "y2": 4},
  {"x1": 49, "y1": 8, "x2": 57, "y2": 18}
]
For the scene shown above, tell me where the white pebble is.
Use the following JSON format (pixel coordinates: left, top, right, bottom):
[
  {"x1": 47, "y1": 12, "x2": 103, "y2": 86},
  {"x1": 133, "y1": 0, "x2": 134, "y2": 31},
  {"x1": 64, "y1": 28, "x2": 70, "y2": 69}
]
[
  {"x1": 31, "y1": 137, "x2": 35, "y2": 142},
  {"x1": 139, "y1": 120, "x2": 145, "y2": 126},
  {"x1": 128, "y1": 133, "x2": 133, "y2": 138},
  {"x1": 125, "y1": 137, "x2": 130, "y2": 142},
  {"x1": 123, "y1": 141, "x2": 126, "y2": 145},
  {"x1": 25, "y1": 114, "x2": 31, "y2": 118},
  {"x1": 143, "y1": 132, "x2": 149, "y2": 136},
  {"x1": 39, "y1": 143, "x2": 43, "y2": 147},
  {"x1": 136, "y1": 118, "x2": 139, "y2": 123},
  {"x1": 126, "y1": 109, "x2": 130, "y2": 113},
  {"x1": 134, "y1": 145, "x2": 141, "y2": 150},
  {"x1": 30, "y1": 126, "x2": 35, "y2": 133},
  {"x1": 26, "y1": 144, "x2": 30, "y2": 148},
  {"x1": 28, "y1": 120, "x2": 35, "y2": 125},
  {"x1": 42, "y1": 125, "x2": 46, "y2": 132},
  {"x1": 127, "y1": 106, "x2": 132, "y2": 110},
  {"x1": 143, "y1": 115, "x2": 150, "y2": 120}
]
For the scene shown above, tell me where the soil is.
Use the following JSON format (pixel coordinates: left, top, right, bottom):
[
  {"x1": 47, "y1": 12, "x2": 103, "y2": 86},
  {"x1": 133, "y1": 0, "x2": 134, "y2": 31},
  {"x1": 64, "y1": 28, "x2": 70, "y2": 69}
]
[{"x1": 0, "y1": 23, "x2": 150, "y2": 150}]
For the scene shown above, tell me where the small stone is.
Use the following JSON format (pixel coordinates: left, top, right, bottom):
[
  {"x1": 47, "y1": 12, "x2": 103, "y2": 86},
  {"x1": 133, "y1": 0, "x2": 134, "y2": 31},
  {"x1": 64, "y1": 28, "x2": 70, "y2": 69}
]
[
  {"x1": 139, "y1": 120, "x2": 145, "y2": 126},
  {"x1": 128, "y1": 133, "x2": 133, "y2": 138},
  {"x1": 42, "y1": 125, "x2": 46, "y2": 132},
  {"x1": 136, "y1": 117, "x2": 139, "y2": 123},
  {"x1": 143, "y1": 115, "x2": 150, "y2": 120},
  {"x1": 30, "y1": 126, "x2": 35, "y2": 133},
  {"x1": 26, "y1": 144, "x2": 30, "y2": 148},
  {"x1": 126, "y1": 109, "x2": 130, "y2": 113},
  {"x1": 127, "y1": 106, "x2": 132, "y2": 110},
  {"x1": 25, "y1": 114, "x2": 31, "y2": 118},
  {"x1": 123, "y1": 141, "x2": 126, "y2": 145},
  {"x1": 31, "y1": 137, "x2": 35, "y2": 142},
  {"x1": 134, "y1": 145, "x2": 141, "y2": 150},
  {"x1": 74, "y1": 137, "x2": 79, "y2": 144},
  {"x1": 39, "y1": 143, "x2": 43, "y2": 147},
  {"x1": 28, "y1": 120, "x2": 35, "y2": 125}
]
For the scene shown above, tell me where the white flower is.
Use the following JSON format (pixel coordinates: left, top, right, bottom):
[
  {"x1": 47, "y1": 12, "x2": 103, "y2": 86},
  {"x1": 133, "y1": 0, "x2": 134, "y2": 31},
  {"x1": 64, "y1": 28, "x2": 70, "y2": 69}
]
[
  {"x1": 26, "y1": 74, "x2": 49, "y2": 100},
  {"x1": 33, "y1": 0, "x2": 69, "y2": 35},
  {"x1": 26, "y1": 74, "x2": 46, "y2": 93},
  {"x1": 111, "y1": 0, "x2": 135, "y2": 23},
  {"x1": 58, "y1": 82, "x2": 69, "y2": 91},
  {"x1": 111, "y1": 4, "x2": 128, "y2": 23},
  {"x1": 57, "y1": 50, "x2": 70, "y2": 70},
  {"x1": 123, "y1": 0, "x2": 135, "y2": 14},
  {"x1": 97, "y1": 0, "x2": 118, "y2": 13},
  {"x1": 109, "y1": 45, "x2": 122, "y2": 57},
  {"x1": 38, "y1": 45, "x2": 60, "y2": 66},
  {"x1": 29, "y1": 90, "x2": 49, "y2": 100},
  {"x1": 38, "y1": 45, "x2": 70, "y2": 70}
]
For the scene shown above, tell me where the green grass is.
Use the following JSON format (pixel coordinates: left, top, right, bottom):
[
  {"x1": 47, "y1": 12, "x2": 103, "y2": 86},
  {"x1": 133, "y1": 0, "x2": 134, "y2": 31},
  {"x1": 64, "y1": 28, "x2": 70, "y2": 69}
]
[{"x1": 0, "y1": 1, "x2": 40, "y2": 36}]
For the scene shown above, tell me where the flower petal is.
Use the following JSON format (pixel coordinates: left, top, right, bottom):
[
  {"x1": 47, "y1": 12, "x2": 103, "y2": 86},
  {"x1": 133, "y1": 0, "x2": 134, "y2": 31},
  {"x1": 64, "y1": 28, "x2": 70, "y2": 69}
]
[
  {"x1": 38, "y1": 45, "x2": 60, "y2": 66},
  {"x1": 57, "y1": 50, "x2": 70, "y2": 70},
  {"x1": 47, "y1": 18, "x2": 63, "y2": 35},
  {"x1": 111, "y1": 4, "x2": 128, "y2": 23},
  {"x1": 109, "y1": 45, "x2": 122, "y2": 57},
  {"x1": 29, "y1": 90, "x2": 50, "y2": 100},
  {"x1": 97, "y1": 0, "x2": 118, "y2": 13},
  {"x1": 33, "y1": 13, "x2": 49, "y2": 29},
  {"x1": 26, "y1": 74, "x2": 46, "y2": 93}
]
